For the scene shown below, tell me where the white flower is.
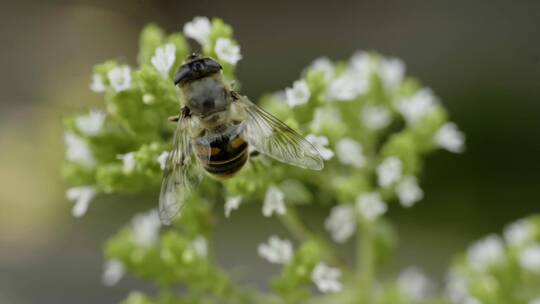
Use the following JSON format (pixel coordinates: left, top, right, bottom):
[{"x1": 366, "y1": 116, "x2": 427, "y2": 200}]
[
  {"x1": 379, "y1": 57, "x2": 405, "y2": 89},
  {"x1": 336, "y1": 138, "x2": 365, "y2": 168},
  {"x1": 285, "y1": 80, "x2": 311, "y2": 107},
  {"x1": 191, "y1": 236, "x2": 208, "y2": 257},
  {"x1": 325, "y1": 205, "x2": 356, "y2": 243},
  {"x1": 435, "y1": 122, "x2": 465, "y2": 153},
  {"x1": 107, "y1": 66, "x2": 131, "y2": 92},
  {"x1": 311, "y1": 262, "x2": 342, "y2": 293},
  {"x1": 76, "y1": 110, "x2": 106, "y2": 136},
  {"x1": 258, "y1": 235, "x2": 293, "y2": 264},
  {"x1": 398, "y1": 267, "x2": 430, "y2": 301},
  {"x1": 519, "y1": 245, "x2": 540, "y2": 273},
  {"x1": 151, "y1": 43, "x2": 176, "y2": 79},
  {"x1": 362, "y1": 105, "x2": 391, "y2": 130},
  {"x1": 215, "y1": 38, "x2": 242, "y2": 65},
  {"x1": 102, "y1": 259, "x2": 125, "y2": 287},
  {"x1": 467, "y1": 235, "x2": 504, "y2": 272},
  {"x1": 132, "y1": 209, "x2": 161, "y2": 248},
  {"x1": 445, "y1": 271, "x2": 470, "y2": 303},
  {"x1": 225, "y1": 195, "x2": 242, "y2": 218},
  {"x1": 377, "y1": 157, "x2": 402, "y2": 188},
  {"x1": 262, "y1": 186, "x2": 286, "y2": 217},
  {"x1": 530, "y1": 297, "x2": 540, "y2": 304},
  {"x1": 90, "y1": 73, "x2": 106, "y2": 92},
  {"x1": 464, "y1": 298, "x2": 482, "y2": 304},
  {"x1": 306, "y1": 134, "x2": 334, "y2": 160},
  {"x1": 142, "y1": 93, "x2": 155, "y2": 105},
  {"x1": 349, "y1": 51, "x2": 372, "y2": 75},
  {"x1": 118, "y1": 152, "x2": 136, "y2": 174},
  {"x1": 66, "y1": 186, "x2": 97, "y2": 218},
  {"x1": 504, "y1": 219, "x2": 535, "y2": 248},
  {"x1": 396, "y1": 176, "x2": 424, "y2": 208},
  {"x1": 326, "y1": 70, "x2": 369, "y2": 101},
  {"x1": 396, "y1": 88, "x2": 437, "y2": 125},
  {"x1": 64, "y1": 132, "x2": 96, "y2": 167},
  {"x1": 310, "y1": 106, "x2": 343, "y2": 133},
  {"x1": 324, "y1": 52, "x2": 371, "y2": 101},
  {"x1": 356, "y1": 192, "x2": 387, "y2": 221},
  {"x1": 157, "y1": 151, "x2": 169, "y2": 170},
  {"x1": 307, "y1": 57, "x2": 334, "y2": 81},
  {"x1": 183, "y1": 16, "x2": 212, "y2": 47}
]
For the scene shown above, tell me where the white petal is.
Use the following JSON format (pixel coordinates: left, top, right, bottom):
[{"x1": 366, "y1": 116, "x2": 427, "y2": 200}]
[
  {"x1": 435, "y1": 122, "x2": 465, "y2": 153},
  {"x1": 349, "y1": 51, "x2": 371, "y2": 75},
  {"x1": 396, "y1": 176, "x2": 424, "y2": 207},
  {"x1": 191, "y1": 236, "x2": 208, "y2": 257},
  {"x1": 356, "y1": 192, "x2": 387, "y2": 221},
  {"x1": 307, "y1": 57, "x2": 335, "y2": 81},
  {"x1": 325, "y1": 205, "x2": 356, "y2": 243},
  {"x1": 519, "y1": 245, "x2": 540, "y2": 273},
  {"x1": 90, "y1": 73, "x2": 106, "y2": 92},
  {"x1": 183, "y1": 16, "x2": 212, "y2": 47},
  {"x1": 262, "y1": 186, "x2": 286, "y2": 217},
  {"x1": 504, "y1": 219, "x2": 534, "y2": 248},
  {"x1": 464, "y1": 297, "x2": 482, "y2": 304},
  {"x1": 396, "y1": 88, "x2": 437, "y2": 125},
  {"x1": 306, "y1": 134, "x2": 334, "y2": 160},
  {"x1": 215, "y1": 38, "x2": 242, "y2": 65},
  {"x1": 398, "y1": 267, "x2": 430, "y2": 301},
  {"x1": 530, "y1": 297, "x2": 540, "y2": 304},
  {"x1": 311, "y1": 262, "x2": 342, "y2": 293},
  {"x1": 310, "y1": 106, "x2": 343, "y2": 133},
  {"x1": 64, "y1": 132, "x2": 96, "y2": 167},
  {"x1": 336, "y1": 138, "x2": 365, "y2": 168},
  {"x1": 151, "y1": 43, "x2": 176, "y2": 79},
  {"x1": 362, "y1": 105, "x2": 391, "y2": 130},
  {"x1": 445, "y1": 270, "x2": 470, "y2": 303},
  {"x1": 285, "y1": 80, "x2": 311, "y2": 107},
  {"x1": 102, "y1": 259, "x2": 125, "y2": 287},
  {"x1": 326, "y1": 70, "x2": 368, "y2": 101},
  {"x1": 76, "y1": 110, "x2": 106, "y2": 136},
  {"x1": 107, "y1": 66, "x2": 131, "y2": 92},
  {"x1": 225, "y1": 195, "x2": 242, "y2": 218},
  {"x1": 379, "y1": 57, "x2": 405, "y2": 89},
  {"x1": 142, "y1": 93, "x2": 155, "y2": 105},
  {"x1": 157, "y1": 151, "x2": 169, "y2": 170},
  {"x1": 326, "y1": 52, "x2": 372, "y2": 101},
  {"x1": 258, "y1": 235, "x2": 293, "y2": 264},
  {"x1": 117, "y1": 152, "x2": 136, "y2": 174},
  {"x1": 132, "y1": 209, "x2": 161, "y2": 248},
  {"x1": 467, "y1": 235, "x2": 504, "y2": 272},
  {"x1": 377, "y1": 157, "x2": 402, "y2": 188},
  {"x1": 66, "y1": 186, "x2": 97, "y2": 218}
]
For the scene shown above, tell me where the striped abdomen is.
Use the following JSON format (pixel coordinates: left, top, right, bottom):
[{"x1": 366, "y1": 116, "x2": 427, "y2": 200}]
[{"x1": 194, "y1": 125, "x2": 248, "y2": 179}]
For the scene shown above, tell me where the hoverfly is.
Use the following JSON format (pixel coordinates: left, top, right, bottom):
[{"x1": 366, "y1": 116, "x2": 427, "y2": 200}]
[{"x1": 159, "y1": 54, "x2": 324, "y2": 224}]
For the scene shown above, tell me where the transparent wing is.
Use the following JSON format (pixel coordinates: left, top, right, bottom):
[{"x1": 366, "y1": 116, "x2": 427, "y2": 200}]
[
  {"x1": 159, "y1": 115, "x2": 203, "y2": 225},
  {"x1": 232, "y1": 92, "x2": 324, "y2": 170}
]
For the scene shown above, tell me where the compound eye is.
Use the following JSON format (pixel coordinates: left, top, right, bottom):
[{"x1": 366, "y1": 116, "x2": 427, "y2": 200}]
[{"x1": 192, "y1": 61, "x2": 205, "y2": 72}]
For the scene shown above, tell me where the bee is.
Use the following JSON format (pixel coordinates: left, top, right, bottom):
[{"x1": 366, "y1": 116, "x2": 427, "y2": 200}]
[{"x1": 159, "y1": 54, "x2": 323, "y2": 224}]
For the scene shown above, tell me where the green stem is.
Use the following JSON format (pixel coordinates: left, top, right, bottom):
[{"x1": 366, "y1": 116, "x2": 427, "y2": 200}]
[
  {"x1": 357, "y1": 219, "x2": 375, "y2": 302},
  {"x1": 278, "y1": 206, "x2": 311, "y2": 241},
  {"x1": 279, "y1": 205, "x2": 345, "y2": 268}
]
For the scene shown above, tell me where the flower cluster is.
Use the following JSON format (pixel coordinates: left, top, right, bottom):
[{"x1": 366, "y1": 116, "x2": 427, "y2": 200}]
[
  {"x1": 62, "y1": 17, "x2": 469, "y2": 304},
  {"x1": 445, "y1": 215, "x2": 540, "y2": 304}
]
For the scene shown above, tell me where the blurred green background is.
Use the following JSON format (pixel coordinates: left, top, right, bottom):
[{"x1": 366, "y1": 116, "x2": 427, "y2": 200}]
[{"x1": 1, "y1": 0, "x2": 539, "y2": 303}]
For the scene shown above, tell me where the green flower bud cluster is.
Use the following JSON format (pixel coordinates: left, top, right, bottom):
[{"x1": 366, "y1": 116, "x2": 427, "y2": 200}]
[
  {"x1": 62, "y1": 18, "x2": 239, "y2": 197},
  {"x1": 446, "y1": 215, "x2": 540, "y2": 304},
  {"x1": 62, "y1": 16, "x2": 473, "y2": 304}
]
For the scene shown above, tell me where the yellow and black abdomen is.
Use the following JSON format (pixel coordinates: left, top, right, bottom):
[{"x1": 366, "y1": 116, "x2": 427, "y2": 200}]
[{"x1": 194, "y1": 125, "x2": 249, "y2": 179}]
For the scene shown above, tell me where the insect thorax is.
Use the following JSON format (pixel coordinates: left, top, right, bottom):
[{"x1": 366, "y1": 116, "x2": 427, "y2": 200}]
[{"x1": 182, "y1": 75, "x2": 231, "y2": 121}]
